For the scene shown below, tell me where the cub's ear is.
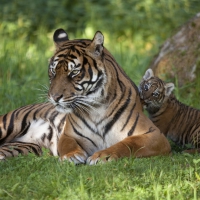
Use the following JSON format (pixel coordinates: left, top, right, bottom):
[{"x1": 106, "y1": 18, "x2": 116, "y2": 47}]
[
  {"x1": 143, "y1": 68, "x2": 154, "y2": 80},
  {"x1": 165, "y1": 83, "x2": 175, "y2": 96},
  {"x1": 88, "y1": 31, "x2": 104, "y2": 57},
  {"x1": 53, "y1": 28, "x2": 69, "y2": 47}
]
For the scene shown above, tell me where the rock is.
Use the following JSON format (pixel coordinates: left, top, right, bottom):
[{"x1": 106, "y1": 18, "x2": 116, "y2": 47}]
[{"x1": 149, "y1": 13, "x2": 200, "y2": 86}]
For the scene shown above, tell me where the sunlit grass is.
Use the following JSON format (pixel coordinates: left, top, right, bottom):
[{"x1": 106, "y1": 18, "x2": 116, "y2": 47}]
[{"x1": 0, "y1": 151, "x2": 200, "y2": 199}]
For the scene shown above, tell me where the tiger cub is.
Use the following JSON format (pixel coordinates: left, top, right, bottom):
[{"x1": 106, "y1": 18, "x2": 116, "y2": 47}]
[
  {"x1": 0, "y1": 29, "x2": 171, "y2": 164},
  {"x1": 139, "y1": 68, "x2": 200, "y2": 153}
]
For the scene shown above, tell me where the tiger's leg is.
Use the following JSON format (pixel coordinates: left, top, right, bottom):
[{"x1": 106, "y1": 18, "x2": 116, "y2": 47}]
[
  {"x1": 0, "y1": 142, "x2": 42, "y2": 161},
  {"x1": 58, "y1": 133, "x2": 88, "y2": 164},
  {"x1": 87, "y1": 131, "x2": 171, "y2": 165}
]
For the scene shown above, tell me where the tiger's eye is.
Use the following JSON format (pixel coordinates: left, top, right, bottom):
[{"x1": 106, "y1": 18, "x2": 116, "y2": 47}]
[
  {"x1": 144, "y1": 84, "x2": 148, "y2": 91},
  {"x1": 152, "y1": 92, "x2": 159, "y2": 97},
  {"x1": 70, "y1": 70, "x2": 80, "y2": 78},
  {"x1": 72, "y1": 70, "x2": 79, "y2": 75}
]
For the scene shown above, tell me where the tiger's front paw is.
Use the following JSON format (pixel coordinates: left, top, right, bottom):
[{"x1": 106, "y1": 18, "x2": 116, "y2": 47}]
[
  {"x1": 86, "y1": 150, "x2": 119, "y2": 165},
  {"x1": 60, "y1": 150, "x2": 88, "y2": 165}
]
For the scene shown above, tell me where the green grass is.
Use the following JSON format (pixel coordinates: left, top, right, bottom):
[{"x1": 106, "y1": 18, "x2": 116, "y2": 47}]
[
  {"x1": 0, "y1": 31, "x2": 51, "y2": 112},
  {"x1": 1, "y1": 151, "x2": 200, "y2": 200},
  {"x1": 1, "y1": 31, "x2": 200, "y2": 200}
]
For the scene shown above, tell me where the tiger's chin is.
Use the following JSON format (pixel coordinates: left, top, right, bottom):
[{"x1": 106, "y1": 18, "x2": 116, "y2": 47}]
[{"x1": 55, "y1": 105, "x2": 72, "y2": 114}]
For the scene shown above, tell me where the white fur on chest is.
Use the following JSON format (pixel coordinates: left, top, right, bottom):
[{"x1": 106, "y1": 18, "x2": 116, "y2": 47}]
[{"x1": 73, "y1": 110, "x2": 127, "y2": 155}]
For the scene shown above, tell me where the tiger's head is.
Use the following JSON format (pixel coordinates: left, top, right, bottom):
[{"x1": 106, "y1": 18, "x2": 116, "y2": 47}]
[
  {"x1": 48, "y1": 29, "x2": 107, "y2": 114},
  {"x1": 138, "y1": 69, "x2": 174, "y2": 113}
]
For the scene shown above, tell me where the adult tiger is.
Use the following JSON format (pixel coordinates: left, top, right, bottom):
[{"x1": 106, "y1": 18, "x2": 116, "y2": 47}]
[
  {"x1": 48, "y1": 29, "x2": 171, "y2": 164},
  {"x1": 0, "y1": 30, "x2": 170, "y2": 163},
  {"x1": 139, "y1": 68, "x2": 200, "y2": 153}
]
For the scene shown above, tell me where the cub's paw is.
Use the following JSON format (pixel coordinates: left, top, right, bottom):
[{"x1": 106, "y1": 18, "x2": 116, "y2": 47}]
[
  {"x1": 60, "y1": 150, "x2": 88, "y2": 165},
  {"x1": 86, "y1": 150, "x2": 118, "y2": 165}
]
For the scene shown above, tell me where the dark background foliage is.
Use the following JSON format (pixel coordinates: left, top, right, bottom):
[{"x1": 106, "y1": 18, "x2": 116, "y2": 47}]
[{"x1": 1, "y1": 0, "x2": 199, "y2": 43}]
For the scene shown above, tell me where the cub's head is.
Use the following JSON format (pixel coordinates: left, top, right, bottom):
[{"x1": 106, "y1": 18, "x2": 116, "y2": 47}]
[
  {"x1": 48, "y1": 29, "x2": 106, "y2": 113},
  {"x1": 138, "y1": 69, "x2": 174, "y2": 113}
]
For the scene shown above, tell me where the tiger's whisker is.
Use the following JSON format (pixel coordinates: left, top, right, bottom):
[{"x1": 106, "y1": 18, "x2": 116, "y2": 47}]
[
  {"x1": 73, "y1": 103, "x2": 87, "y2": 115},
  {"x1": 76, "y1": 101, "x2": 96, "y2": 111}
]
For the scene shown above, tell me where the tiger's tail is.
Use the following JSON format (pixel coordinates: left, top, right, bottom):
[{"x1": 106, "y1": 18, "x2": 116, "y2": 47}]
[{"x1": 0, "y1": 142, "x2": 42, "y2": 160}]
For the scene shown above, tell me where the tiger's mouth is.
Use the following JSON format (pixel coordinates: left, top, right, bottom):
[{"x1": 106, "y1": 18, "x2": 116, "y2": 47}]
[
  {"x1": 50, "y1": 94, "x2": 102, "y2": 115},
  {"x1": 139, "y1": 93, "x2": 151, "y2": 109}
]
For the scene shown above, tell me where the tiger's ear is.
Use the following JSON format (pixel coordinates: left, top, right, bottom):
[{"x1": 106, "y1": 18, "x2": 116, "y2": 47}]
[
  {"x1": 53, "y1": 28, "x2": 69, "y2": 47},
  {"x1": 165, "y1": 83, "x2": 174, "y2": 96},
  {"x1": 143, "y1": 69, "x2": 154, "y2": 80},
  {"x1": 88, "y1": 31, "x2": 104, "y2": 57}
]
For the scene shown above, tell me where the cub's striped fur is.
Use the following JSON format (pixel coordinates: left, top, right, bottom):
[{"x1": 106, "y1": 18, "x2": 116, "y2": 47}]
[
  {"x1": 47, "y1": 29, "x2": 171, "y2": 164},
  {"x1": 139, "y1": 68, "x2": 200, "y2": 153},
  {"x1": 0, "y1": 103, "x2": 66, "y2": 160}
]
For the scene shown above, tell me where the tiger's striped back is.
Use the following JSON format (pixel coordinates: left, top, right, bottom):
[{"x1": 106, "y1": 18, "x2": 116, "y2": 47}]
[{"x1": 139, "y1": 68, "x2": 200, "y2": 150}]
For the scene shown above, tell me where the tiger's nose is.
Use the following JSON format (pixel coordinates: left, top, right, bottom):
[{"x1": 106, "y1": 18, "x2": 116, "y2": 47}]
[{"x1": 52, "y1": 94, "x2": 63, "y2": 102}]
